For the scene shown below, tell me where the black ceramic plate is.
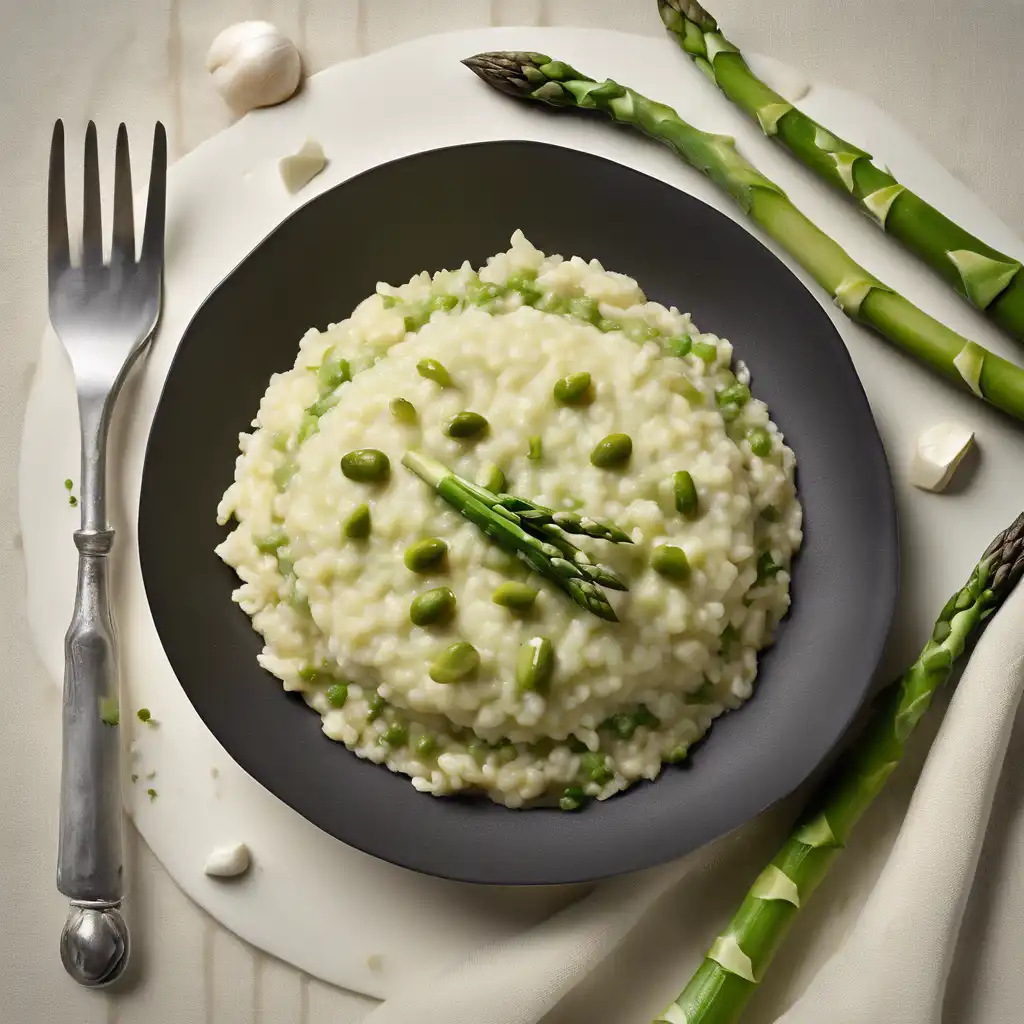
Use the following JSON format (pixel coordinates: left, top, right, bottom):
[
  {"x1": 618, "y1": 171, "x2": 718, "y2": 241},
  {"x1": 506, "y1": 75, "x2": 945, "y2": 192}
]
[{"x1": 140, "y1": 141, "x2": 897, "y2": 885}]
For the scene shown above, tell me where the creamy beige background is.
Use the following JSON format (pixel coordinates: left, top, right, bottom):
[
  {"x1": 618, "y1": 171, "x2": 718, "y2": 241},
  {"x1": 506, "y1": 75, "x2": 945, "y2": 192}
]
[{"x1": 4, "y1": 2, "x2": 1023, "y2": 1022}]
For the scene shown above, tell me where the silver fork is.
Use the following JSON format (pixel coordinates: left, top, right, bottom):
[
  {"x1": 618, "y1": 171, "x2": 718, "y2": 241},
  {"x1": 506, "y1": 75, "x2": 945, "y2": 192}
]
[{"x1": 48, "y1": 119, "x2": 166, "y2": 988}]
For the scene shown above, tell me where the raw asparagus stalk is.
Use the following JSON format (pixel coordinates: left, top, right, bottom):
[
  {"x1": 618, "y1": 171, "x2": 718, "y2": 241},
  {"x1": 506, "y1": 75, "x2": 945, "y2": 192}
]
[
  {"x1": 658, "y1": 0, "x2": 1024, "y2": 339},
  {"x1": 462, "y1": 53, "x2": 1024, "y2": 423},
  {"x1": 654, "y1": 509, "x2": 1024, "y2": 1024},
  {"x1": 402, "y1": 451, "x2": 626, "y2": 621}
]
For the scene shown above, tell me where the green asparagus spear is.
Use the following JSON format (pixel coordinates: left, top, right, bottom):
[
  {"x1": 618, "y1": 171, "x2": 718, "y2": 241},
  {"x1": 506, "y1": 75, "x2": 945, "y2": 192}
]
[
  {"x1": 462, "y1": 53, "x2": 1024, "y2": 423},
  {"x1": 416, "y1": 459, "x2": 631, "y2": 590},
  {"x1": 658, "y1": 0, "x2": 1024, "y2": 339},
  {"x1": 402, "y1": 451, "x2": 624, "y2": 622},
  {"x1": 654, "y1": 509, "x2": 1024, "y2": 1024}
]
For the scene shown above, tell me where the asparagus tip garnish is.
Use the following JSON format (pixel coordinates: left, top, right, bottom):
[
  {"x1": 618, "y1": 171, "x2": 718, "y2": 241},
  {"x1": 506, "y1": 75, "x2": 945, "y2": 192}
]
[{"x1": 403, "y1": 451, "x2": 627, "y2": 622}]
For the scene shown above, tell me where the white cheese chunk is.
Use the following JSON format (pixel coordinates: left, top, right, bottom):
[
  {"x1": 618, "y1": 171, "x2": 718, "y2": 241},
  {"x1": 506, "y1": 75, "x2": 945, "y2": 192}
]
[
  {"x1": 280, "y1": 140, "x2": 326, "y2": 194},
  {"x1": 203, "y1": 842, "x2": 252, "y2": 878},
  {"x1": 910, "y1": 421, "x2": 975, "y2": 492}
]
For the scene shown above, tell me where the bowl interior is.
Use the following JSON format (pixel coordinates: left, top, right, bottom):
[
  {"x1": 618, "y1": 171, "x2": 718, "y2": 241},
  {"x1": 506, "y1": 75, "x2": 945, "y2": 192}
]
[{"x1": 139, "y1": 141, "x2": 897, "y2": 884}]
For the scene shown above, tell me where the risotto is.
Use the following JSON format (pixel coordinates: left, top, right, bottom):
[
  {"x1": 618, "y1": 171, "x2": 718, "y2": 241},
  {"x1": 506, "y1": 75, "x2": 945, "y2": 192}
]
[{"x1": 215, "y1": 232, "x2": 802, "y2": 808}]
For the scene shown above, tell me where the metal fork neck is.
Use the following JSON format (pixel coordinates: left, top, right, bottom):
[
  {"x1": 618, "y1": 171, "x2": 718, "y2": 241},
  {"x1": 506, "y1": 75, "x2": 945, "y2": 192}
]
[{"x1": 77, "y1": 391, "x2": 114, "y2": 532}]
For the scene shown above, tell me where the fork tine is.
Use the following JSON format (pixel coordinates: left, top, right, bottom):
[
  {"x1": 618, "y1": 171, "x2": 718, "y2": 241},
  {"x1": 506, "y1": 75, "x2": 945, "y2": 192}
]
[
  {"x1": 141, "y1": 122, "x2": 167, "y2": 270},
  {"x1": 48, "y1": 120, "x2": 70, "y2": 281},
  {"x1": 82, "y1": 121, "x2": 103, "y2": 268},
  {"x1": 112, "y1": 123, "x2": 134, "y2": 264}
]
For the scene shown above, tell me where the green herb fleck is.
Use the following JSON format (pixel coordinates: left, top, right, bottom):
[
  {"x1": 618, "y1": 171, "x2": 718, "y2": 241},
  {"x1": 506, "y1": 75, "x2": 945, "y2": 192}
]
[
  {"x1": 414, "y1": 734, "x2": 438, "y2": 758},
  {"x1": 635, "y1": 705, "x2": 660, "y2": 729},
  {"x1": 64, "y1": 478, "x2": 73, "y2": 491},
  {"x1": 410, "y1": 586, "x2": 457, "y2": 627},
  {"x1": 669, "y1": 335, "x2": 693, "y2": 358},
  {"x1": 716, "y1": 382, "x2": 751, "y2": 408},
  {"x1": 590, "y1": 433, "x2": 632, "y2": 469},
  {"x1": 325, "y1": 682, "x2": 349, "y2": 708},
  {"x1": 756, "y1": 551, "x2": 784, "y2": 583},
  {"x1": 581, "y1": 751, "x2": 614, "y2": 785},
  {"x1": 559, "y1": 785, "x2": 587, "y2": 811},
  {"x1": 136, "y1": 708, "x2": 152, "y2": 724},
  {"x1": 297, "y1": 413, "x2": 319, "y2": 444},
  {"x1": 381, "y1": 722, "x2": 409, "y2": 748},
  {"x1": 492, "y1": 581, "x2": 539, "y2": 612},
  {"x1": 417, "y1": 358, "x2": 453, "y2": 387},
  {"x1": 444, "y1": 411, "x2": 489, "y2": 439},
  {"x1": 366, "y1": 693, "x2": 386, "y2": 721},
  {"x1": 147, "y1": 788, "x2": 158, "y2": 802},
  {"x1": 476, "y1": 462, "x2": 506, "y2": 494},
  {"x1": 719, "y1": 625, "x2": 738, "y2": 656},
  {"x1": 389, "y1": 397, "x2": 417, "y2": 424},
  {"x1": 553, "y1": 372, "x2": 595, "y2": 406},
  {"x1": 748, "y1": 428, "x2": 772, "y2": 458},
  {"x1": 256, "y1": 531, "x2": 288, "y2": 554},
  {"x1": 404, "y1": 537, "x2": 448, "y2": 574},
  {"x1": 651, "y1": 544, "x2": 691, "y2": 582},
  {"x1": 569, "y1": 296, "x2": 600, "y2": 324},
  {"x1": 515, "y1": 636, "x2": 555, "y2": 694},
  {"x1": 429, "y1": 641, "x2": 480, "y2": 684},
  {"x1": 693, "y1": 340, "x2": 718, "y2": 363},
  {"x1": 685, "y1": 680, "x2": 717, "y2": 705},
  {"x1": 317, "y1": 348, "x2": 351, "y2": 391},
  {"x1": 343, "y1": 503, "x2": 372, "y2": 539},
  {"x1": 99, "y1": 696, "x2": 119, "y2": 727},
  {"x1": 673, "y1": 470, "x2": 699, "y2": 519},
  {"x1": 341, "y1": 449, "x2": 391, "y2": 483}
]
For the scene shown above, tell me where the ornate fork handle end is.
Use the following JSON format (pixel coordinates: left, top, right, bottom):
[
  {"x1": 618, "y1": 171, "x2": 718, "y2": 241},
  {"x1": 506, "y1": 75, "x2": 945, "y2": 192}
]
[{"x1": 60, "y1": 903, "x2": 129, "y2": 987}]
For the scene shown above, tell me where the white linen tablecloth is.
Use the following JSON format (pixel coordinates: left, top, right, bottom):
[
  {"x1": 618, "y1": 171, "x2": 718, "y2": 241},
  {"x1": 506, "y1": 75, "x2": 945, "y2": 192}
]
[{"x1": 4, "y1": 2, "x2": 1024, "y2": 1022}]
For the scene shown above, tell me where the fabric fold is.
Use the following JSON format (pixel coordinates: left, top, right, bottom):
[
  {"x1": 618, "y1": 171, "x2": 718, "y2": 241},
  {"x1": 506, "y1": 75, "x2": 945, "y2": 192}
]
[{"x1": 364, "y1": 586, "x2": 1024, "y2": 1024}]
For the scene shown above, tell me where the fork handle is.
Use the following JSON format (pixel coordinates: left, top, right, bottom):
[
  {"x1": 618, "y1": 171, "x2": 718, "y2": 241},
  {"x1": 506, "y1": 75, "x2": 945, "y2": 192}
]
[{"x1": 56, "y1": 528, "x2": 129, "y2": 985}]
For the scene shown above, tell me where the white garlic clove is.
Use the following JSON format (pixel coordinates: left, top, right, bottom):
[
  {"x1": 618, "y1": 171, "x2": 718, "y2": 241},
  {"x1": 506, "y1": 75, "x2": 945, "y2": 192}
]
[
  {"x1": 207, "y1": 22, "x2": 302, "y2": 114},
  {"x1": 203, "y1": 842, "x2": 252, "y2": 878},
  {"x1": 909, "y1": 421, "x2": 975, "y2": 492},
  {"x1": 280, "y1": 139, "x2": 327, "y2": 193}
]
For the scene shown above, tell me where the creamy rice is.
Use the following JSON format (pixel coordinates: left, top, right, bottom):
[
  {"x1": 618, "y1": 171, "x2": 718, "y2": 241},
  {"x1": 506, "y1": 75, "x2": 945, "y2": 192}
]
[{"x1": 216, "y1": 232, "x2": 802, "y2": 808}]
